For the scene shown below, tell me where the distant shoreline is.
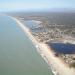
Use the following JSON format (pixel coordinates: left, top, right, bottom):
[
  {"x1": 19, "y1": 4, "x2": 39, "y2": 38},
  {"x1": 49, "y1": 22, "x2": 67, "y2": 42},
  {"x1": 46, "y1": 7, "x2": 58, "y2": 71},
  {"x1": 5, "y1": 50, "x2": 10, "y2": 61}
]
[{"x1": 10, "y1": 16, "x2": 75, "y2": 75}]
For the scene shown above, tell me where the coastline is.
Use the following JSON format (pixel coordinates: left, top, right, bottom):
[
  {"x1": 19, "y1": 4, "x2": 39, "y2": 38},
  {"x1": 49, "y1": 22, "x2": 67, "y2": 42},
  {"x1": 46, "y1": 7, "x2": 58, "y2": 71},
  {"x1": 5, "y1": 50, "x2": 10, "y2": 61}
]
[{"x1": 10, "y1": 16, "x2": 75, "y2": 75}]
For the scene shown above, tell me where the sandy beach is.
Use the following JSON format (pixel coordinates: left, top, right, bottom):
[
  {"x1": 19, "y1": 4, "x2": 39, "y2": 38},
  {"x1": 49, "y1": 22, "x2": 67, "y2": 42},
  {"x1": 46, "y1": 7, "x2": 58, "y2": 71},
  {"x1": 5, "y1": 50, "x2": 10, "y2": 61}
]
[{"x1": 11, "y1": 16, "x2": 75, "y2": 75}]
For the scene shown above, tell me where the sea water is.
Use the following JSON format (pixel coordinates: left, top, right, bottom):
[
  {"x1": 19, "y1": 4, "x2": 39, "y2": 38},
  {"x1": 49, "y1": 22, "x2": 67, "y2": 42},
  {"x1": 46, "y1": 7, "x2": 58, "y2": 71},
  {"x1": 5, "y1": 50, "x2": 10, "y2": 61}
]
[{"x1": 0, "y1": 15, "x2": 53, "y2": 75}]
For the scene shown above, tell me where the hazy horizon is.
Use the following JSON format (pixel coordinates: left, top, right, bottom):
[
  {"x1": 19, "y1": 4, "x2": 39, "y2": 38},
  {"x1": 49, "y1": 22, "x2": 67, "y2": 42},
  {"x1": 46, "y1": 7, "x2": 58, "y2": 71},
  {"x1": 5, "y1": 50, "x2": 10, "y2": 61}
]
[{"x1": 0, "y1": 0, "x2": 75, "y2": 12}]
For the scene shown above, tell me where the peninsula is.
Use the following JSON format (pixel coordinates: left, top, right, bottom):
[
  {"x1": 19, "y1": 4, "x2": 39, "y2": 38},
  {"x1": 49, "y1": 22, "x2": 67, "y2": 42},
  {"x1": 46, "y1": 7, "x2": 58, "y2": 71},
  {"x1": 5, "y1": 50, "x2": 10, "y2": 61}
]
[{"x1": 9, "y1": 12, "x2": 75, "y2": 75}]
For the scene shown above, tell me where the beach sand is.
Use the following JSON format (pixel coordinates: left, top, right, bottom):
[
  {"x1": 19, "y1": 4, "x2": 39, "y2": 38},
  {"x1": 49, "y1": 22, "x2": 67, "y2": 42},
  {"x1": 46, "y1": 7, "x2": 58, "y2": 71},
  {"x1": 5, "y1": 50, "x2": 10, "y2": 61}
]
[{"x1": 11, "y1": 16, "x2": 75, "y2": 75}]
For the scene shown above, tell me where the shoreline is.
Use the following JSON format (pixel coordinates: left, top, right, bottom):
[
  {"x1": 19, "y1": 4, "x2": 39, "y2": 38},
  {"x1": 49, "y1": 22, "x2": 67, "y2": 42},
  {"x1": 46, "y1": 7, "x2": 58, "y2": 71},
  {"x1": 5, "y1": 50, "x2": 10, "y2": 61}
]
[{"x1": 10, "y1": 16, "x2": 75, "y2": 75}]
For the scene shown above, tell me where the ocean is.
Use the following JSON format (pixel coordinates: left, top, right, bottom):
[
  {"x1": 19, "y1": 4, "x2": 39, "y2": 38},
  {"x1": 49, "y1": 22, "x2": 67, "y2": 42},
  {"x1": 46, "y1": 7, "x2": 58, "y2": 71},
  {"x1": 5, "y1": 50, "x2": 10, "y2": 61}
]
[{"x1": 0, "y1": 15, "x2": 53, "y2": 75}]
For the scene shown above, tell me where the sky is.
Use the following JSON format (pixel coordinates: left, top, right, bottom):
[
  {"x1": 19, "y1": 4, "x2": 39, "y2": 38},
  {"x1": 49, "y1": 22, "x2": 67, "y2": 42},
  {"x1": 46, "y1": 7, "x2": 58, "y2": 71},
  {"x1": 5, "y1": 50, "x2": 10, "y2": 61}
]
[{"x1": 0, "y1": 0, "x2": 75, "y2": 12}]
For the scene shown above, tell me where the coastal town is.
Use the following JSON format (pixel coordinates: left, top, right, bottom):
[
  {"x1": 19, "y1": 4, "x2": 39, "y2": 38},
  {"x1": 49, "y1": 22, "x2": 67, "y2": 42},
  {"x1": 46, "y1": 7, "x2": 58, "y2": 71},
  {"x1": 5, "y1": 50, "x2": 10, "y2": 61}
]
[
  {"x1": 10, "y1": 12, "x2": 75, "y2": 75},
  {"x1": 1, "y1": 0, "x2": 75, "y2": 75},
  {"x1": 15, "y1": 15, "x2": 75, "y2": 68}
]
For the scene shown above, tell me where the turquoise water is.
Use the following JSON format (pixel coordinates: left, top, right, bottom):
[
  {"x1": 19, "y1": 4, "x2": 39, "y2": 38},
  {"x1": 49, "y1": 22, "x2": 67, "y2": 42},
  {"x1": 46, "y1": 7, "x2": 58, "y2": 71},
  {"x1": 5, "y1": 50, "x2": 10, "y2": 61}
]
[{"x1": 0, "y1": 15, "x2": 53, "y2": 75}]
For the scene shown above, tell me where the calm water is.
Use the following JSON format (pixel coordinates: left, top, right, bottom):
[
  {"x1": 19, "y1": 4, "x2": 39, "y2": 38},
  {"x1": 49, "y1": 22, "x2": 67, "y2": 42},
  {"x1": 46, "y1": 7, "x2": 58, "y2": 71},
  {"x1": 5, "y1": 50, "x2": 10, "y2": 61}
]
[
  {"x1": 0, "y1": 15, "x2": 53, "y2": 75},
  {"x1": 49, "y1": 43, "x2": 75, "y2": 54},
  {"x1": 22, "y1": 20, "x2": 45, "y2": 33}
]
